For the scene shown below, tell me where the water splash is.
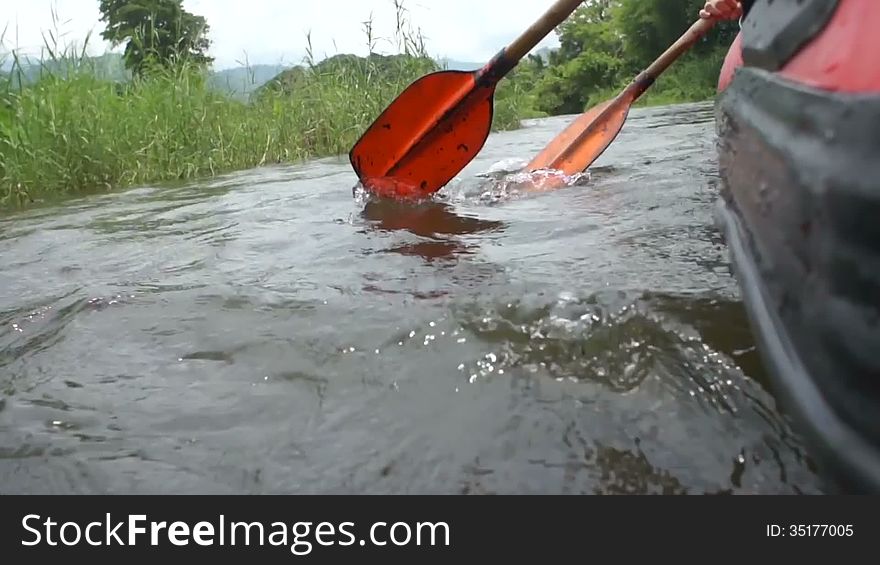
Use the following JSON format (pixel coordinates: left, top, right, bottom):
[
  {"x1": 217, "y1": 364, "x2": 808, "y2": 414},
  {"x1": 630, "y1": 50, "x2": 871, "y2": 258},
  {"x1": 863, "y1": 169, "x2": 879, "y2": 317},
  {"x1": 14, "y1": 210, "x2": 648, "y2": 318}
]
[
  {"x1": 469, "y1": 168, "x2": 591, "y2": 204},
  {"x1": 351, "y1": 160, "x2": 591, "y2": 207}
]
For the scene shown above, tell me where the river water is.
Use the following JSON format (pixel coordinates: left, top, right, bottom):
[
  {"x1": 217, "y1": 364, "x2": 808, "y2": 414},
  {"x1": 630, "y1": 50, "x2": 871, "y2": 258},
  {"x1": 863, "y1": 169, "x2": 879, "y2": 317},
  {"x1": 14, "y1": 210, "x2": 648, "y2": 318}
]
[{"x1": 0, "y1": 101, "x2": 824, "y2": 494}]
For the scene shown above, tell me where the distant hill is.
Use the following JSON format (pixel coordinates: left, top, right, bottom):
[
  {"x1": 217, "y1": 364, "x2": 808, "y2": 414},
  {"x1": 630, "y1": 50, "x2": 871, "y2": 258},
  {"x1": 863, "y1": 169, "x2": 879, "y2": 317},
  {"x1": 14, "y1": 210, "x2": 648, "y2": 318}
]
[
  {"x1": 3, "y1": 52, "x2": 130, "y2": 85},
  {"x1": 1, "y1": 52, "x2": 282, "y2": 98},
  {"x1": 253, "y1": 52, "x2": 439, "y2": 101},
  {"x1": 437, "y1": 58, "x2": 483, "y2": 71},
  {"x1": 435, "y1": 49, "x2": 553, "y2": 71},
  {"x1": 1, "y1": 50, "x2": 539, "y2": 99},
  {"x1": 208, "y1": 64, "x2": 291, "y2": 100},
  {"x1": 534, "y1": 46, "x2": 553, "y2": 63}
]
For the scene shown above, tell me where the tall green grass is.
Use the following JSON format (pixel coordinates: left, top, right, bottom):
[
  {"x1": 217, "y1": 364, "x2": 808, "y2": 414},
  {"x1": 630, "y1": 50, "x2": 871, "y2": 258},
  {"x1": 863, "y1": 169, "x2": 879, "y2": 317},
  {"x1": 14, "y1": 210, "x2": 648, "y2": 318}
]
[{"x1": 0, "y1": 4, "x2": 533, "y2": 210}]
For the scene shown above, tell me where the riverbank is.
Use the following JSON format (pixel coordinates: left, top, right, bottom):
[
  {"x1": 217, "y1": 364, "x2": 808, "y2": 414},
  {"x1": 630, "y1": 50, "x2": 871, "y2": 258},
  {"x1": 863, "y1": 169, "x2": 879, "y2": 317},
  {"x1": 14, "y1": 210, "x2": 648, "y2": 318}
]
[
  {"x1": 0, "y1": 61, "x2": 715, "y2": 213},
  {"x1": 587, "y1": 50, "x2": 726, "y2": 110},
  {"x1": 1, "y1": 33, "x2": 723, "y2": 213},
  {"x1": 0, "y1": 50, "x2": 480, "y2": 210}
]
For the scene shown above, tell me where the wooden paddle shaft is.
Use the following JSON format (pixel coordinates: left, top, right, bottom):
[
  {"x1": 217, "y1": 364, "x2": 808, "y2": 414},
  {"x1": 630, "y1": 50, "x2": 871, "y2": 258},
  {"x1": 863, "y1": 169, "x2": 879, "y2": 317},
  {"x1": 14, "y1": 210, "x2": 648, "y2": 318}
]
[
  {"x1": 505, "y1": 0, "x2": 587, "y2": 62},
  {"x1": 643, "y1": 18, "x2": 716, "y2": 80}
]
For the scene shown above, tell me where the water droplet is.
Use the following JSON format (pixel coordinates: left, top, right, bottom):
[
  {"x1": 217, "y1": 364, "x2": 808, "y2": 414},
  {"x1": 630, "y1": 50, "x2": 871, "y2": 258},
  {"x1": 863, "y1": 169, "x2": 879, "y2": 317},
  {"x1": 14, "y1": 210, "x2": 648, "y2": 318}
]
[
  {"x1": 457, "y1": 338, "x2": 466, "y2": 344},
  {"x1": 457, "y1": 364, "x2": 465, "y2": 371}
]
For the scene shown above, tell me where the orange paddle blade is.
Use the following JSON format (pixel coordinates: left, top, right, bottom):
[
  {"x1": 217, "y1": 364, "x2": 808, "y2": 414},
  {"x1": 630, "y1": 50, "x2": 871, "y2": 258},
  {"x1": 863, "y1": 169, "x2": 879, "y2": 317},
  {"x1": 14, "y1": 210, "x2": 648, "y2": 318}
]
[
  {"x1": 526, "y1": 92, "x2": 633, "y2": 175},
  {"x1": 526, "y1": 18, "x2": 717, "y2": 177},
  {"x1": 348, "y1": 0, "x2": 590, "y2": 200},
  {"x1": 349, "y1": 70, "x2": 496, "y2": 200}
]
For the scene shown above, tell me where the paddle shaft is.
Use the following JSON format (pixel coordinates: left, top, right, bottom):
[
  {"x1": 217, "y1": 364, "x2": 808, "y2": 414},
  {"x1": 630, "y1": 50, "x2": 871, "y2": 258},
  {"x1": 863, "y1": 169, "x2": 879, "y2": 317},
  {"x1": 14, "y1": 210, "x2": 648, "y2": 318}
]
[
  {"x1": 631, "y1": 18, "x2": 716, "y2": 100},
  {"x1": 505, "y1": 0, "x2": 586, "y2": 62},
  {"x1": 529, "y1": 18, "x2": 718, "y2": 173},
  {"x1": 476, "y1": 0, "x2": 590, "y2": 84},
  {"x1": 575, "y1": 18, "x2": 719, "y2": 145}
]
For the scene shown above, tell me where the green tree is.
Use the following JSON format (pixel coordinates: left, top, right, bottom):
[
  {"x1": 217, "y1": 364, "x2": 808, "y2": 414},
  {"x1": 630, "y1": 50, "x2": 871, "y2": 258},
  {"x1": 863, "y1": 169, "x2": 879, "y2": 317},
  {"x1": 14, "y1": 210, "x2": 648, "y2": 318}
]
[
  {"x1": 533, "y1": 0, "x2": 626, "y2": 115},
  {"x1": 521, "y1": 0, "x2": 740, "y2": 115},
  {"x1": 615, "y1": 0, "x2": 739, "y2": 68},
  {"x1": 98, "y1": 0, "x2": 213, "y2": 75}
]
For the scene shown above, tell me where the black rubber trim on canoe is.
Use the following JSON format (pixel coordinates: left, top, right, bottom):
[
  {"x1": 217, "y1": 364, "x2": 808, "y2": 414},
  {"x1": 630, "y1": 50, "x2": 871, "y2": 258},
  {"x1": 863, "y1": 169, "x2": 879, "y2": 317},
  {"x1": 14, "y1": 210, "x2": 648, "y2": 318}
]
[
  {"x1": 713, "y1": 67, "x2": 880, "y2": 493},
  {"x1": 741, "y1": 0, "x2": 840, "y2": 71},
  {"x1": 715, "y1": 199, "x2": 880, "y2": 494}
]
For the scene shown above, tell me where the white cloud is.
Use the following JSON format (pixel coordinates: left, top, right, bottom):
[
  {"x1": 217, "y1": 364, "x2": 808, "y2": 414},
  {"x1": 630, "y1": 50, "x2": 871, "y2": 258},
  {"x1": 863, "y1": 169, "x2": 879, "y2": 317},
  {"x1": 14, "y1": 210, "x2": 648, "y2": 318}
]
[{"x1": 1, "y1": 0, "x2": 561, "y2": 69}]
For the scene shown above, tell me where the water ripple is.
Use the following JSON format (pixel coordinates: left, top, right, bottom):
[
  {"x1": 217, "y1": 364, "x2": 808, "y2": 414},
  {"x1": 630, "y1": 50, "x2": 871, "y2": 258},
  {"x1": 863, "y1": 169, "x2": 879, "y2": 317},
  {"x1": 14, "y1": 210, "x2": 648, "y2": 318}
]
[{"x1": 0, "y1": 102, "x2": 824, "y2": 494}]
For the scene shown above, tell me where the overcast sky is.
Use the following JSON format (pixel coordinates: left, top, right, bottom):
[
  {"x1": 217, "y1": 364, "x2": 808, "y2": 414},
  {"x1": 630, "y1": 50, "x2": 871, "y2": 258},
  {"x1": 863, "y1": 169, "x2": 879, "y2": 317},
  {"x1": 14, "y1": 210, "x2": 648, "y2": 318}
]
[{"x1": 1, "y1": 0, "x2": 562, "y2": 69}]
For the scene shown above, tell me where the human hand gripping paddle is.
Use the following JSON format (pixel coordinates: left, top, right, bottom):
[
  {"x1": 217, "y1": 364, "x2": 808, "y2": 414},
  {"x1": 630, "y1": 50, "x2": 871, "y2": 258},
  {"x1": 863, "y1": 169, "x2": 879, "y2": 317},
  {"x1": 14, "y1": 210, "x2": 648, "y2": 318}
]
[
  {"x1": 348, "y1": 0, "x2": 587, "y2": 201},
  {"x1": 524, "y1": 17, "x2": 718, "y2": 185}
]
